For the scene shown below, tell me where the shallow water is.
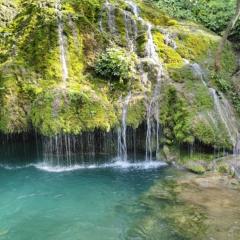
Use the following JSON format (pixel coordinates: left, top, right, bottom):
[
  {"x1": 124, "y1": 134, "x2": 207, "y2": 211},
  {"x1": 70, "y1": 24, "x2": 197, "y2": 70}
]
[{"x1": 0, "y1": 151, "x2": 172, "y2": 240}]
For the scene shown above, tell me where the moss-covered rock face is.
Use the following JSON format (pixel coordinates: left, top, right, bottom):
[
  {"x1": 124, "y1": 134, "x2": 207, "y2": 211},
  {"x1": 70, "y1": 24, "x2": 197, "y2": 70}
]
[
  {"x1": 0, "y1": 0, "x2": 239, "y2": 151},
  {"x1": 30, "y1": 84, "x2": 117, "y2": 136}
]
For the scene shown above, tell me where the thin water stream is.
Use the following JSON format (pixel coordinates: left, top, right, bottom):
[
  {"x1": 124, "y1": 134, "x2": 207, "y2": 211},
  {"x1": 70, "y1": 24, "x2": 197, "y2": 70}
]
[
  {"x1": 190, "y1": 63, "x2": 239, "y2": 147},
  {"x1": 100, "y1": 0, "x2": 163, "y2": 161},
  {"x1": 56, "y1": 0, "x2": 68, "y2": 84},
  {"x1": 118, "y1": 92, "x2": 132, "y2": 162}
]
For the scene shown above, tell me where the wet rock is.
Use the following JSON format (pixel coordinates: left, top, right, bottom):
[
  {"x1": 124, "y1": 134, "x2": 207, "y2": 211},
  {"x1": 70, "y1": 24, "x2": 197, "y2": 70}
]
[
  {"x1": 128, "y1": 172, "x2": 240, "y2": 240},
  {"x1": 184, "y1": 161, "x2": 206, "y2": 174}
]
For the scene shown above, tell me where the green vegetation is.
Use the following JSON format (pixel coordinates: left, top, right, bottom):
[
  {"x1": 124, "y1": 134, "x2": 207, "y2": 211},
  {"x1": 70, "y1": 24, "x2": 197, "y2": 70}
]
[
  {"x1": 153, "y1": 0, "x2": 240, "y2": 41},
  {"x1": 0, "y1": 0, "x2": 239, "y2": 153},
  {"x1": 160, "y1": 85, "x2": 193, "y2": 145},
  {"x1": 95, "y1": 47, "x2": 136, "y2": 83}
]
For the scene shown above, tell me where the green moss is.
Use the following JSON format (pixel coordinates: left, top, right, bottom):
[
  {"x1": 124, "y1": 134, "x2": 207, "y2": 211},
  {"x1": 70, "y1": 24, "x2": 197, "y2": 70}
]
[
  {"x1": 210, "y1": 44, "x2": 239, "y2": 114},
  {"x1": 179, "y1": 150, "x2": 214, "y2": 163},
  {"x1": 114, "y1": 7, "x2": 127, "y2": 46},
  {"x1": 139, "y1": 1, "x2": 177, "y2": 27},
  {"x1": 176, "y1": 31, "x2": 215, "y2": 61},
  {"x1": 191, "y1": 116, "x2": 231, "y2": 149},
  {"x1": 192, "y1": 118, "x2": 215, "y2": 146},
  {"x1": 169, "y1": 65, "x2": 198, "y2": 83},
  {"x1": 127, "y1": 97, "x2": 145, "y2": 128},
  {"x1": 160, "y1": 85, "x2": 193, "y2": 145},
  {"x1": 217, "y1": 164, "x2": 230, "y2": 174},
  {"x1": 153, "y1": 31, "x2": 184, "y2": 69},
  {"x1": 136, "y1": 21, "x2": 147, "y2": 57},
  {"x1": 31, "y1": 85, "x2": 117, "y2": 136},
  {"x1": 185, "y1": 162, "x2": 206, "y2": 174},
  {"x1": 195, "y1": 86, "x2": 213, "y2": 110},
  {"x1": 0, "y1": 0, "x2": 239, "y2": 149},
  {"x1": 0, "y1": 78, "x2": 30, "y2": 133}
]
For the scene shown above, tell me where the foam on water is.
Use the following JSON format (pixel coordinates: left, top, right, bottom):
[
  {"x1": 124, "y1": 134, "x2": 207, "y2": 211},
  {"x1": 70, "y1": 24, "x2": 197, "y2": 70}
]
[
  {"x1": 102, "y1": 159, "x2": 167, "y2": 169},
  {"x1": 0, "y1": 160, "x2": 167, "y2": 172},
  {"x1": 0, "y1": 164, "x2": 34, "y2": 170}
]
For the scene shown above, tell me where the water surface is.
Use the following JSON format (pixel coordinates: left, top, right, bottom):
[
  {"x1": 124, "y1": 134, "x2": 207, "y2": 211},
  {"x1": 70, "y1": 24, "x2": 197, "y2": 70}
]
[{"x1": 0, "y1": 156, "x2": 171, "y2": 240}]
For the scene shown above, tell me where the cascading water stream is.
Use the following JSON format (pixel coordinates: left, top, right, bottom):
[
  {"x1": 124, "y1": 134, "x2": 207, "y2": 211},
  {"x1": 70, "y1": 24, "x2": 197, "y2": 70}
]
[
  {"x1": 99, "y1": 0, "x2": 116, "y2": 34},
  {"x1": 55, "y1": 0, "x2": 68, "y2": 84},
  {"x1": 144, "y1": 23, "x2": 163, "y2": 161},
  {"x1": 43, "y1": 0, "x2": 70, "y2": 167},
  {"x1": 123, "y1": 11, "x2": 138, "y2": 51},
  {"x1": 191, "y1": 63, "x2": 208, "y2": 87},
  {"x1": 122, "y1": 1, "x2": 164, "y2": 161},
  {"x1": 118, "y1": 92, "x2": 132, "y2": 161},
  {"x1": 101, "y1": 0, "x2": 164, "y2": 161},
  {"x1": 210, "y1": 88, "x2": 237, "y2": 145},
  {"x1": 125, "y1": 0, "x2": 139, "y2": 16},
  {"x1": 190, "y1": 63, "x2": 239, "y2": 147}
]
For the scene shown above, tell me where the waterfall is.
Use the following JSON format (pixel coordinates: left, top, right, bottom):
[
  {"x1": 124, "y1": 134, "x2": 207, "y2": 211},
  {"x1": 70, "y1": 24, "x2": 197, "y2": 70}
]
[
  {"x1": 190, "y1": 63, "x2": 239, "y2": 147},
  {"x1": 145, "y1": 79, "x2": 162, "y2": 161},
  {"x1": 99, "y1": 0, "x2": 164, "y2": 161},
  {"x1": 234, "y1": 136, "x2": 240, "y2": 155},
  {"x1": 209, "y1": 88, "x2": 237, "y2": 145},
  {"x1": 118, "y1": 92, "x2": 132, "y2": 161},
  {"x1": 55, "y1": 0, "x2": 68, "y2": 84},
  {"x1": 99, "y1": 1, "x2": 117, "y2": 34},
  {"x1": 145, "y1": 23, "x2": 159, "y2": 61},
  {"x1": 144, "y1": 24, "x2": 163, "y2": 161},
  {"x1": 125, "y1": 0, "x2": 139, "y2": 16},
  {"x1": 43, "y1": 134, "x2": 74, "y2": 166},
  {"x1": 124, "y1": 1, "x2": 163, "y2": 160},
  {"x1": 123, "y1": 11, "x2": 138, "y2": 51},
  {"x1": 191, "y1": 63, "x2": 208, "y2": 87}
]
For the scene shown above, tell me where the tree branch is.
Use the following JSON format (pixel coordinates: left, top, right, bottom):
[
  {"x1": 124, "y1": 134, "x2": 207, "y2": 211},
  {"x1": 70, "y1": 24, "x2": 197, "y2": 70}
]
[{"x1": 215, "y1": 0, "x2": 240, "y2": 72}]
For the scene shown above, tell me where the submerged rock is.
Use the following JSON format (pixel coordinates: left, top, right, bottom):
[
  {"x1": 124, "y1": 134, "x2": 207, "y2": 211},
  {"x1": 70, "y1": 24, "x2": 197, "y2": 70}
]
[{"x1": 127, "y1": 172, "x2": 240, "y2": 240}]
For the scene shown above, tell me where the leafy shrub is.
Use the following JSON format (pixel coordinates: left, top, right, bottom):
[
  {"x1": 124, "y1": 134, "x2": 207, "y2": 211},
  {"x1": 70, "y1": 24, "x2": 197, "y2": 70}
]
[
  {"x1": 95, "y1": 48, "x2": 135, "y2": 82},
  {"x1": 153, "y1": 0, "x2": 239, "y2": 41}
]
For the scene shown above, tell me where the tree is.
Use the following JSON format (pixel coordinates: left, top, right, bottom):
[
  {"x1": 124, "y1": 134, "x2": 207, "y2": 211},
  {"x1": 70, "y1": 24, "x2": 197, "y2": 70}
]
[{"x1": 215, "y1": 0, "x2": 240, "y2": 71}]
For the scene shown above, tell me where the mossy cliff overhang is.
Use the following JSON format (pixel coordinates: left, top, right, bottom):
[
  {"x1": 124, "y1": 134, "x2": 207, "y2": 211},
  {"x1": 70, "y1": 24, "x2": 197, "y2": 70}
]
[{"x1": 0, "y1": 0, "x2": 239, "y2": 151}]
